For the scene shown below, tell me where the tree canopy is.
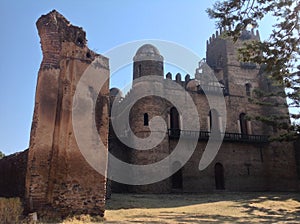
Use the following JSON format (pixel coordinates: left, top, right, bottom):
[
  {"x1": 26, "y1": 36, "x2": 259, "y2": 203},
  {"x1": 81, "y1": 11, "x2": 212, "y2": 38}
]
[
  {"x1": 207, "y1": 0, "x2": 300, "y2": 139},
  {"x1": 0, "y1": 151, "x2": 5, "y2": 159}
]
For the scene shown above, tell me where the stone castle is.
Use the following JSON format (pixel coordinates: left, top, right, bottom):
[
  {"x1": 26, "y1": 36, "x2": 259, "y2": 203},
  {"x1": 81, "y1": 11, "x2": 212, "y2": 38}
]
[{"x1": 0, "y1": 10, "x2": 299, "y2": 217}]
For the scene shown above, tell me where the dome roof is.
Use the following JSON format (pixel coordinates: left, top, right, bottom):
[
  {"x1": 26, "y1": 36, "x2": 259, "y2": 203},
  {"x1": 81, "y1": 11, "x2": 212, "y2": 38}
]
[
  {"x1": 109, "y1": 88, "x2": 123, "y2": 97},
  {"x1": 133, "y1": 44, "x2": 164, "y2": 62}
]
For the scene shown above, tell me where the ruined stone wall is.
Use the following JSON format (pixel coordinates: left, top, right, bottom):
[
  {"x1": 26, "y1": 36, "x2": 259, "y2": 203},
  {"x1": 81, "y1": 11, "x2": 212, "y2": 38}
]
[
  {"x1": 0, "y1": 150, "x2": 28, "y2": 198},
  {"x1": 25, "y1": 10, "x2": 109, "y2": 217}
]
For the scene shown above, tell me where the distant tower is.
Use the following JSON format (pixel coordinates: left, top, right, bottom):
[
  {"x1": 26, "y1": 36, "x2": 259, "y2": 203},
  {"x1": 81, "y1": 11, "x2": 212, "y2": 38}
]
[
  {"x1": 133, "y1": 44, "x2": 164, "y2": 80},
  {"x1": 206, "y1": 29, "x2": 260, "y2": 96}
]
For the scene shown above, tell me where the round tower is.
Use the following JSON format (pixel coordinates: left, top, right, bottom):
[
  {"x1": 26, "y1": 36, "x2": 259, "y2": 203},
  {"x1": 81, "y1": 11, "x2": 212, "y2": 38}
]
[{"x1": 133, "y1": 44, "x2": 164, "y2": 80}]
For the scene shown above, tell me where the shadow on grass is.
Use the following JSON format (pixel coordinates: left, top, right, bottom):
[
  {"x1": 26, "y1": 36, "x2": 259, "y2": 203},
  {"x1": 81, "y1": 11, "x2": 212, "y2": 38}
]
[{"x1": 105, "y1": 192, "x2": 300, "y2": 223}]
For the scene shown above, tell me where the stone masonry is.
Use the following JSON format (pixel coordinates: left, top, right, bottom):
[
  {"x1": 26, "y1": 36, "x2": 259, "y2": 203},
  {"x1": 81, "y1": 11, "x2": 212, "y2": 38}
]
[
  {"x1": 109, "y1": 30, "x2": 299, "y2": 193},
  {"x1": 0, "y1": 9, "x2": 299, "y2": 219},
  {"x1": 24, "y1": 10, "x2": 109, "y2": 216}
]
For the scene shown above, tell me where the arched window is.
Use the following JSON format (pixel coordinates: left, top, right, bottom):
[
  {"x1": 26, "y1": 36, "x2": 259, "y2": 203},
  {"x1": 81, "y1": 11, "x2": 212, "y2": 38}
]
[
  {"x1": 239, "y1": 113, "x2": 248, "y2": 135},
  {"x1": 245, "y1": 83, "x2": 251, "y2": 96},
  {"x1": 144, "y1": 113, "x2": 149, "y2": 126},
  {"x1": 209, "y1": 109, "x2": 220, "y2": 132},
  {"x1": 138, "y1": 64, "x2": 142, "y2": 77},
  {"x1": 170, "y1": 107, "x2": 180, "y2": 136},
  {"x1": 215, "y1": 163, "x2": 225, "y2": 190},
  {"x1": 170, "y1": 107, "x2": 179, "y2": 130}
]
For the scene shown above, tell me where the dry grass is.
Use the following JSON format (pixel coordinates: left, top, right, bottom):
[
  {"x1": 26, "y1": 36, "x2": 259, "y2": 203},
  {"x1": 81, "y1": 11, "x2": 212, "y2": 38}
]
[
  {"x1": 20, "y1": 192, "x2": 300, "y2": 223},
  {"x1": 104, "y1": 192, "x2": 300, "y2": 223},
  {"x1": 0, "y1": 197, "x2": 23, "y2": 223}
]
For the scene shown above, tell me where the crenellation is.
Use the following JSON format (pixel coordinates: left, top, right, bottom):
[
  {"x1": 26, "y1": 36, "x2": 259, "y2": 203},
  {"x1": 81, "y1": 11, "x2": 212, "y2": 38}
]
[
  {"x1": 109, "y1": 36, "x2": 298, "y2": 194},
  {"x1": 166, "y1": 72, "x2": 172, "y2": 79},
  {"x1": 175, "y1": 73, "x2": 182, "y2": 83},
  {"x1": 0, "y1": 10, "x2": 299, "y2": 220}
]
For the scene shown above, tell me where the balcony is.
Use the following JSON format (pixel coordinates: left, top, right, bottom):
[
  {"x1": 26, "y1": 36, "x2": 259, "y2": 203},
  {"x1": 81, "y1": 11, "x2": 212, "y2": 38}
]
[
  {"x1": 196, "y1": 84, "x2": 227, "y2": 96},
  {"x1": 168, "y1": 129, "x2": 269, "y2": 143}
]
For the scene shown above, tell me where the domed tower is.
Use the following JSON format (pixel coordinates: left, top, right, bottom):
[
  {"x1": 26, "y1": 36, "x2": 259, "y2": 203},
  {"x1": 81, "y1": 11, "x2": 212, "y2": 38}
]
[
  {"x1": 133, "y1": 44, "x2": 164, "y2": 80},
  {"x1": 127, "y1": 44, "x2": 171, "y2": 193}
]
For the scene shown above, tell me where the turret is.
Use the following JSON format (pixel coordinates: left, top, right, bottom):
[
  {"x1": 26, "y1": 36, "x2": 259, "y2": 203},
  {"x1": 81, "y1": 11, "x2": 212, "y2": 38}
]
[{"x1": 133, "y1": 44, "x2": 164, "y2": 80}]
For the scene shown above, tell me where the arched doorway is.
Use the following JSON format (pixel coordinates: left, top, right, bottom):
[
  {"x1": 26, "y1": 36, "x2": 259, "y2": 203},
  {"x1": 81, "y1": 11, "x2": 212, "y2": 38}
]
[
  {"x1": 171, "y1": 161, "x2": 183, "y2": 190},
  {"x1": 239, "y1": 113, "x2": 248, "y2": 135},
  {"x1": 215, "y1": 163, "x2": 225, "y2": 190}
]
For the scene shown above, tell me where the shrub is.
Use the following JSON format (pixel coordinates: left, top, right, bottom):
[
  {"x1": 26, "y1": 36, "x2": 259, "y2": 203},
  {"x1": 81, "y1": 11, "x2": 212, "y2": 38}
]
[{"x1": 0, "y1": 197, "x2": 23, "y2": 223}]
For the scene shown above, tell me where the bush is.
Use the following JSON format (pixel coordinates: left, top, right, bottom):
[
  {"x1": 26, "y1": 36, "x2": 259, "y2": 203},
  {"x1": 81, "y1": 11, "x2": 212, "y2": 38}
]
[{"x1": 0, "y1": 197, "x2": 23, "y2": 223}]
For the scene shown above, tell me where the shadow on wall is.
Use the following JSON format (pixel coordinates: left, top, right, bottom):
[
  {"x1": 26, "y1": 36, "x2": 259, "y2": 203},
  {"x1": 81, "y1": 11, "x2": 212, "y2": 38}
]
[{"x1": 0, "y1": 149, "x2": 28, "y2": 198}]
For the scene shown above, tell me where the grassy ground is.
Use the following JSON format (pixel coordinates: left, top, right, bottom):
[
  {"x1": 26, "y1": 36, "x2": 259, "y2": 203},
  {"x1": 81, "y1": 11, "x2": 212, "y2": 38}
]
[{"x1": 103, "y1": 192, "x2": 300, "y2": 223}]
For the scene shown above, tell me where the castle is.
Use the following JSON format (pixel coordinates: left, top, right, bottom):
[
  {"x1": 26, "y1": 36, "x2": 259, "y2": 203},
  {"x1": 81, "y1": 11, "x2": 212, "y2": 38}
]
[
  {"x1": 0, "y1": 10, "x2": 299, "y2": 218},
  {"x1": 108, "y1": 33, "x2": 298, "y2": 194}
]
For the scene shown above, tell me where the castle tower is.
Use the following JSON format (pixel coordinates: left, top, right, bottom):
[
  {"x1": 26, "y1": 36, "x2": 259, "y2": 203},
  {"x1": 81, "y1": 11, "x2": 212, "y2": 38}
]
[
  {"x1": 108, "y1": 44, "x2": 171, "y2": 193},
  {"x1": 130, "y1": 44, "x2": 170, "y2": 192},
  {"x1": 205, "y1": 29, "x2": 298, "y2": 191},
  {"x1": 206, "y1": 29, "x2": 260, "y2": 96},
  {"x1": 133, "y1": 44, "x2": 164, "y2": 80}
]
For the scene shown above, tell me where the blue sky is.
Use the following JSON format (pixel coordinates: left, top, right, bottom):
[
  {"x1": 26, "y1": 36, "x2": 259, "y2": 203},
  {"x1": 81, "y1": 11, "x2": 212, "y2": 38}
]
[{"x1": 0, "y1": 0, "x2": 274, "y2": 155}]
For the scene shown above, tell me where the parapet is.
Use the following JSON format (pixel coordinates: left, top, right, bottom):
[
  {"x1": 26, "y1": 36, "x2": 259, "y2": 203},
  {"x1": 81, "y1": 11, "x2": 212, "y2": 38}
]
[{"x1": 207, "y1": 27, "x2": 261, "y2": 48}]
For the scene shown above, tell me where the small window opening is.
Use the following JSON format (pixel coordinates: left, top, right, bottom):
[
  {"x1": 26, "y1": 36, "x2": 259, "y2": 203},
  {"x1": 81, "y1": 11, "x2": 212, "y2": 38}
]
[
  {"x1": 76, "y1": 37, "x2": 84, "y2": 46},
  {"x1": 245, "y1": 83, "x2": 251, "y2": 96},
  {"x1": 239, "y1": 113, "x2": 248, "y2": 135},
  {"x1": 144, "y1": 113, "x2": 149, "y2": 126},
  {"x1": 86, "y1": 52, "x2": 91, "y2": 58},
  {"x1": 138, "y1": 64, "x2": 142, "y2": 77}
]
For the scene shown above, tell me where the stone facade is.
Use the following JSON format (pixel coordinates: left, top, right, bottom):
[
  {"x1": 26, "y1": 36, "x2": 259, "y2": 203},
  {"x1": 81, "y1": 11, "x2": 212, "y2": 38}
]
[
  {"x1": 24, "y1": 10, "x2": 109, "y2": 216},
  {"x1": 0, "y1": 9, "x2": 299, "y2": 219},
  {"x1": 109, "y1": 30, "x2": 299, "y2": 193}
]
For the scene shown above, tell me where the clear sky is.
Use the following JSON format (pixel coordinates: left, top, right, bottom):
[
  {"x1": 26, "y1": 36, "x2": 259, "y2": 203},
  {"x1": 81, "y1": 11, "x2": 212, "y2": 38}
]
[{"x1": 0, "y1": 0, "x2": 274, "y2": 155}]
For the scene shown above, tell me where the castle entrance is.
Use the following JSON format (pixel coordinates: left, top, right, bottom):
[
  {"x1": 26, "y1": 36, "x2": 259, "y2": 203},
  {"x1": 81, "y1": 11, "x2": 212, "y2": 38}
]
[
  {"x1": 215, "y1": 163, "x2": 225, "y2": 190},
  {"x1": 171, "y1": 161, "x2": 183, "y2": 190}
]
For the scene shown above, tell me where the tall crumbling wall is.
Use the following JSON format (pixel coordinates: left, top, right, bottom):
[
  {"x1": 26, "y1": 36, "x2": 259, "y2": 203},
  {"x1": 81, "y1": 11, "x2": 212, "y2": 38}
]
[{"x1": 25, "y1": 10, "x2": 109, "y2": 217}]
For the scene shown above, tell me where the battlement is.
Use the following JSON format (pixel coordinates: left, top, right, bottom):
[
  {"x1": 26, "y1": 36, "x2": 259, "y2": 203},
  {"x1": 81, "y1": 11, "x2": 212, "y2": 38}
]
[
  {"x1": 206, "y1": 28, "x2": 260, "y2": 48},
  {"x1": 110, "y1": 68, "x2": 226, "y2": 112}
]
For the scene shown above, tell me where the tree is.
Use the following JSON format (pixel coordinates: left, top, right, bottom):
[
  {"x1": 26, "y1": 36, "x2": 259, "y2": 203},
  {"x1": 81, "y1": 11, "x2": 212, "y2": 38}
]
[
  {"x1": 0, "y1": 151, "x2": 5, "y2": 159},
  {"x1": 207, "y1": 0, "x2": 300, "y2": 140}
]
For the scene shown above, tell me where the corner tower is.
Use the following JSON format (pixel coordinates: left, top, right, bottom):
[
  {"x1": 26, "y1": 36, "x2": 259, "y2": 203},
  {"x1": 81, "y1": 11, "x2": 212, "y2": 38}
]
[
  {"x1": 133, "y1": 44, "x2": 164, "y2": 80},
  {"x1": 206, "y1": 29, "x2": 261, "y2": 96}
]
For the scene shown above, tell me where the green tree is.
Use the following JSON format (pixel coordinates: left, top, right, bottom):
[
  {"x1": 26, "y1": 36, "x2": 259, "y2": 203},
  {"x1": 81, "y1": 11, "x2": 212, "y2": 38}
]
[
  {"x1": 207, "y1": 0, "x2": 300, "y2": 140},
  {"x1": 0, "y1": 151, "x2": 5, "y2": 159}
]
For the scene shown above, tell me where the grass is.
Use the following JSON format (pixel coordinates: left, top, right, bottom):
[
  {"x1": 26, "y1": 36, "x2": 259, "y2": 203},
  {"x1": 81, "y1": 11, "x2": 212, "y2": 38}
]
[
  {"x1": 18, "y1": 192, "x2": 300, "y2": 223},
  {"x1": 0, "y1": 197, "x2": 23, "y2": 223},
  {"x1": 104, "y1": 192, "x2": 300, "y2": 223}
]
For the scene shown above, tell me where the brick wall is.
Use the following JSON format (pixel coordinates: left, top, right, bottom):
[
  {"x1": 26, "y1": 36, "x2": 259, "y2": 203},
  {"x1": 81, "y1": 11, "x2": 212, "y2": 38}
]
[
  {"x1": 0, "y1": 150, "x2": 28, "y2": 198},
  {"x1": 25, "y1": 10, "x2": 109, "y2": 217}
]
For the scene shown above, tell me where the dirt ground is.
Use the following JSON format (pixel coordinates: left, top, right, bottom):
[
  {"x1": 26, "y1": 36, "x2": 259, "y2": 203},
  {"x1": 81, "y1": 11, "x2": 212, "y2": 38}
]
[{"x1": 104, "y1": 192, "x2": 300, "y2": 223}]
